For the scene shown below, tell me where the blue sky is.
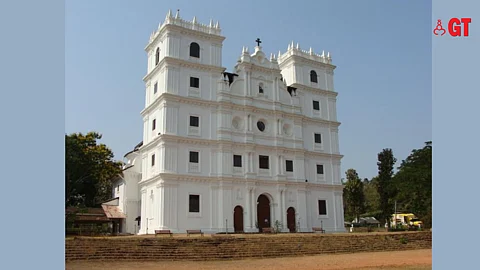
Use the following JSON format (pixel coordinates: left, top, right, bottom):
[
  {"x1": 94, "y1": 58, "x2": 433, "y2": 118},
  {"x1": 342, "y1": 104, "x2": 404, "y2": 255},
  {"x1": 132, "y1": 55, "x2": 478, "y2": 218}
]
[{"x1": 66, "y1": 0, "x2": 432, "y2": 180}]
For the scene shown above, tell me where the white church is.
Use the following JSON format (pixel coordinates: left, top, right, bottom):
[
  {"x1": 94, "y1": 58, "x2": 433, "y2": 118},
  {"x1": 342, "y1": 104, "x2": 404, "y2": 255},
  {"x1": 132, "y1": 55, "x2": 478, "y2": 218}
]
[{"x1": 112, "y1": 10, "x2": 345, "y2": 235}]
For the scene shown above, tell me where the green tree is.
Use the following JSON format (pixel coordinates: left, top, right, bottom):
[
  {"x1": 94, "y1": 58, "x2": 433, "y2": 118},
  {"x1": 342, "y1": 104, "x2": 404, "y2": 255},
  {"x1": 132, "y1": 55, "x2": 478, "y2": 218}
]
[
  {"x1": 376, "y1": 148, "x2": 397, "y2": 227},
  {"x1": 343, "y1": 169, "x2": 365, "y2": 222},
  {"x1": 65, "y1": 132, "x2": 123, "y2": 207},
  {"x1": 393, "y1": 141, "x2": 432, "y2": 228},
  {"x1": 362, "y1": 177, "x2": 382, "y2": 219}
]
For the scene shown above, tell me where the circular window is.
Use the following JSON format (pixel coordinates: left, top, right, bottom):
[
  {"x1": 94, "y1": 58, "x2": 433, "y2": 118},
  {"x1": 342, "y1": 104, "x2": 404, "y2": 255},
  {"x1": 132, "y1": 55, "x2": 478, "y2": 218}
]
[
  {"x1": 232, "y1": 116, "x2": 243, "y2": 130},
  {"x1": 232, "y1": 119, "x2": 239, "y2": 129},
  {"x1": 257, "y1": 121, "x2": 266, "y2": 132},
  {"x1": 283, "y1": 123, "x2": 293, "y2": 136}
]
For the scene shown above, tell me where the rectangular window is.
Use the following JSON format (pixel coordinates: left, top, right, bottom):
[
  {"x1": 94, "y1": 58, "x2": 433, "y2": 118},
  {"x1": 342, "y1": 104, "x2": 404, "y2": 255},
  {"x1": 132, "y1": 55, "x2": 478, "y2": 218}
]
[
  {"x1": 317, "y1": 164, "x2": 324, "y2": 175},
  {"x1": 313, "y1": 100, "x2": 320, "y2": 111},
  {"x1": 189, "y1": 151, "x2": 199, "y2": 163},
  {"x1": 285, "y1": 160, "x2": 293, "y2": 172},
  {"x1": 151, "y1": 154, "x2": 155, "y2": 166},
  {"x1": 152, "y1": 119, "x2": 156, "y2": 130},
  {"x1": 259, "y1": 155, "x2": 269, "y2": 169},
  {"x1": 233, "y1": 155, "x2": 242, "y2": 167},
  {"x1": 314, "y1": 133, "x2": 322, "y2": 144},
  {"x1": 190, "y1": 77, "x2": 200, "y2": 88},
  {"x1": 154, "y1": 82, "x2": 158, "y2": 94},
  {"x1": 318, "y1": 200, "x2": 327, "y2": 215},
  {"x1": 189, "y1": 195, "x2": 200, "y2": 213},
  {"x1": 190, "y1": 116, "x2": 199, "y2": 127}
]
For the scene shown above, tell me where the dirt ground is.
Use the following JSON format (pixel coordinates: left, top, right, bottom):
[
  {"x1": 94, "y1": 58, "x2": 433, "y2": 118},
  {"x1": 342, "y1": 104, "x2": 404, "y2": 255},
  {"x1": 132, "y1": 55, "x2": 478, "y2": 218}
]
[{"x1": 66, "y1": 249, "x2": 431, "y2": 270}]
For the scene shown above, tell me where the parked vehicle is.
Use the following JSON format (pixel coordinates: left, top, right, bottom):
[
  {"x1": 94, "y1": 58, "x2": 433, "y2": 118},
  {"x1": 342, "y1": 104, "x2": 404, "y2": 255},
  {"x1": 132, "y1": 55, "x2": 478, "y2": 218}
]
[{"x1": 391, "y1": 213, "x2": 423, "y2": 228}]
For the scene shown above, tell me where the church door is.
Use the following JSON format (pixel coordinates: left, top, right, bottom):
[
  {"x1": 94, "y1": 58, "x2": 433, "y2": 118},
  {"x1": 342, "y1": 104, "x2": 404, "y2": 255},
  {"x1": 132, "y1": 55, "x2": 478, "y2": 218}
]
[
  {"x1": 257, "y1": 194, "x2": 271, "y2": 231},
  {"x1": 287, "y1": 207, "x2": 296, "y2": 233},
  {"x1": 234, "y1": 206, "x2": 244, "y2": 233}
]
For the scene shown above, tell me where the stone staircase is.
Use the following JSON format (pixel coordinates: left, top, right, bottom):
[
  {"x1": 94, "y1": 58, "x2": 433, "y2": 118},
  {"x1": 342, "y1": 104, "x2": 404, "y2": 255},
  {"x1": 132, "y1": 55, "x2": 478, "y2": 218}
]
[{"x1": 65, "y1": 231, "x2": 431, "y2": 261}]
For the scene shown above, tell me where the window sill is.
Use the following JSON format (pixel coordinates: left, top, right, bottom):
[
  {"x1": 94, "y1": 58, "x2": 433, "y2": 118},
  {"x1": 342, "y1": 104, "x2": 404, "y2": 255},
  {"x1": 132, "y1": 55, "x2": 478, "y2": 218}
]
[
  {"x1": 314, "y1": 144, "x2": 324, "y2": 151},
  {"x1": 188, "y1": 127, "x2": 201, "y2": 137},
  {"x1": 188, "y1": 87, "x2": 200, "y2": 98},
  {"x1": 189, "y1": 56, "x2": 200, "y2": 63},
  {"x1": 188, "y1": 163, "x2": 200, "y2": 173},
  {"x1": 187, "y1": 212, "x2": 202, "y2": 218},
  {"x1": 258, "y1": 168, "x2": 270, "y2": 175}
]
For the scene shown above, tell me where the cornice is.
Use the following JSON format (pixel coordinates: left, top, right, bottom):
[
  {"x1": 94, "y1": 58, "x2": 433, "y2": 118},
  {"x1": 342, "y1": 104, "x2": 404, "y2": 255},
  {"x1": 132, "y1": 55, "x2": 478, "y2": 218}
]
[
  {"x1": 279, "y1": 54, "x2": 336, "y2": 70},
  {"x1": 237, "y1": 62, "x2": 281, "y2": 74},
  {"x1": 141, "y1": 93, "x2": 340, "y2": 127},
  {"x1": 142, "y1": 57, "x2": 226, "y2": 82},
  {"x1": 138, "y1": 134, "x2": 343, "y2": 160},
  {"x1": 231, "y1": 95, "x2": 301, "y2": 112},
  {"x1": 166, "y1": 57, "x2": 226, "y2": 73},
  {"x1": 141, "y1": 172, "x2": 344, "y2": 189},
  {"x1": 145, "y1": 24, "x2": 226, "y2": 52},
  {"x1": 289, "y1": 83, "x2": 338, "y2": 97}
]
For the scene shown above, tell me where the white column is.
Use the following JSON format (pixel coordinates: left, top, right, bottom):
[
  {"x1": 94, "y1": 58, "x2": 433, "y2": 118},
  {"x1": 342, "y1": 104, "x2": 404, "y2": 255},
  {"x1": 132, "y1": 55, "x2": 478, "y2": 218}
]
[
  {"x1": 140, "y1": 189, "x2": 147, "y2": 234},
  {"x1": 305, "y1": 191, "x2": 310, "y2": 231},
  {"x1": 281, "y1": 156, "x2": 284, "y2": 173},
  {"x1": 249, "y1": 152, "x2": 254, "y2": 173},
  {"x1": 245, "y1": 188, "x2": 251, "y2": 230},
  {"x1": 282, "y1": 190, "x2": 286, "y2": 228},
  {"x1": 277, "y1": 155, "x2": 281, "y2": 175},
  {"x1": 276, "y1": 191, "x2": 282, "y2": 227},
  {"x1": 251, "y1": 189, "x2": 256, "y2": 229},
  {"x1": 248, "y1": 115, "x2": 252, "y2": 131}
]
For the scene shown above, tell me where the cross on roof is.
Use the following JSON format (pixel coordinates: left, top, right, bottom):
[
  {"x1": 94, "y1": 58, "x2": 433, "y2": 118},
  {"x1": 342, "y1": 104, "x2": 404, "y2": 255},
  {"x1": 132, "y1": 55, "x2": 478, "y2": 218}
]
[{"x1": 255, "y1": 38, "x2": 262, "y2": 46}]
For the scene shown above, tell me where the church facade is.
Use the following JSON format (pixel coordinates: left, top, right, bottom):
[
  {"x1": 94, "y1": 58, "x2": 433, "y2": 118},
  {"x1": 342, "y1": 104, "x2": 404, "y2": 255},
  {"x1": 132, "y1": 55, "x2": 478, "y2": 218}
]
[{"x1": 113, "y1": 10, "x2": 345, "y2": 235}]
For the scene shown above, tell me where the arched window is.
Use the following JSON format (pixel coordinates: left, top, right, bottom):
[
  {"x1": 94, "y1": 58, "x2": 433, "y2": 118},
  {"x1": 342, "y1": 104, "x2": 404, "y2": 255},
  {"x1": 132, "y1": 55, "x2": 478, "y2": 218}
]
[
  {"x1": 190, "y1": 42, "x2": 200, "y2": 58},
  {"x1": 155, "y1": 48, "x2": 160, "y2": 66},
  {"x1": 259, "y1": 83, "x2": 264, "y2": 94},
  {"x1": 310, "y1": 70, "x2": 318, "y2": 83}
]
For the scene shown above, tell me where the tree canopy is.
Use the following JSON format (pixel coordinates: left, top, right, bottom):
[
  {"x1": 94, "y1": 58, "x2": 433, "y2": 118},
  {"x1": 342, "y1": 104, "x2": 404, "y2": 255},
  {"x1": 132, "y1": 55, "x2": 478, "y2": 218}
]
[
  {"x1": 376, "y1": 148, "x2": 397, "y2": 226},
  {"x1": 393, "y1": 141, "x2": 432, "y2": 227},
  {"x1": 343, "y1": 169, "x2": 365, "y2": 222},
  {"x1": 65, "y1": 132, "x2": 123, "y2": 207},
  {"x1": 342, "y1": 142, "x2": 432, "y2": 229}
]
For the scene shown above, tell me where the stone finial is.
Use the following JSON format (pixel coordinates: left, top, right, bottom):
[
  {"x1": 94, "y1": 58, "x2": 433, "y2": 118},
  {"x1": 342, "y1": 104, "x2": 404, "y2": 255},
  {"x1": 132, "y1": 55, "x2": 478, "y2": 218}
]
[
  {"x1": 278, "y1": 50, "x2": 281, "y2": 58},
  {"x1": 296, "y1": 43, "x2": 300, "y2": 49},
  {"x1": 327, "y1": 52, "x2": 331, "y2": 58},
  {"x1": 321, "y1": 50, "x2": 325, "y2": 57},
  {"x1": 215, "y1": 20, "x2": 220, "y2": 28},
  {"x1": 270, "y1": 53, "x2": 274, "y2": 61},
  {"x1": 192, "y1": 16, "x2": 197, "y2": 24},
  {"x1": 166, "y1": 9, "x2": 172, "y2": 20},
  {"x1": 291, "y1": 41, "x2": 294, "y2": 48},
  {"x1": 309, "y1": 47, "x2": 313, "y2": 55},
  {"x1": 209, "y1": 19, "x2": 213, "y2": 27},
  {"x1": 245, "y1": 47, "x2": 249, "y2": 53},
  {"x1": 175, "y1": 9, "x2": 180, "y2": 19}
]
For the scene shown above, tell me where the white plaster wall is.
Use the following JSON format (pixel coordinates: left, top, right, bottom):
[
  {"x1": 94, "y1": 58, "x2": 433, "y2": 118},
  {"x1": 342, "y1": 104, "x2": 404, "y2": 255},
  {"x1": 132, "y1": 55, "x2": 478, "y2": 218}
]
[
  {"x1": 139, "y1": 181, "x2": 345, "y2": 234},
  {"x1": 135, "y1": 17, "x2": 346, "y2": 235}
]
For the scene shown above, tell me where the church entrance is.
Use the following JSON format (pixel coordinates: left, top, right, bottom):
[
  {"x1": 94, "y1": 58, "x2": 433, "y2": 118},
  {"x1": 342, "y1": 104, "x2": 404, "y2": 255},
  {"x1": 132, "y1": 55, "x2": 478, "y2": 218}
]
[
  {"x1": 287, "y1": 207, "x2": 296, "y2": 233},
  {"x1": 257, "y1": 194, "x2": 271, "y2": 231},
  {"x1": 233, "y1": 205, "x2": 244, "y2": 233}
]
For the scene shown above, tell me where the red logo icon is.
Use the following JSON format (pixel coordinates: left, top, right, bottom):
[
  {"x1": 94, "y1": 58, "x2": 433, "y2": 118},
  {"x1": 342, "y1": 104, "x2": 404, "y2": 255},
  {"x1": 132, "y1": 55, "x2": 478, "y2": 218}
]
[
  {"x1": 433, "y1": 20, "x2": 446, "y2": 36},
  {"x1": 434, "y1": 18, "x2": 472, "y2": 37}
]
